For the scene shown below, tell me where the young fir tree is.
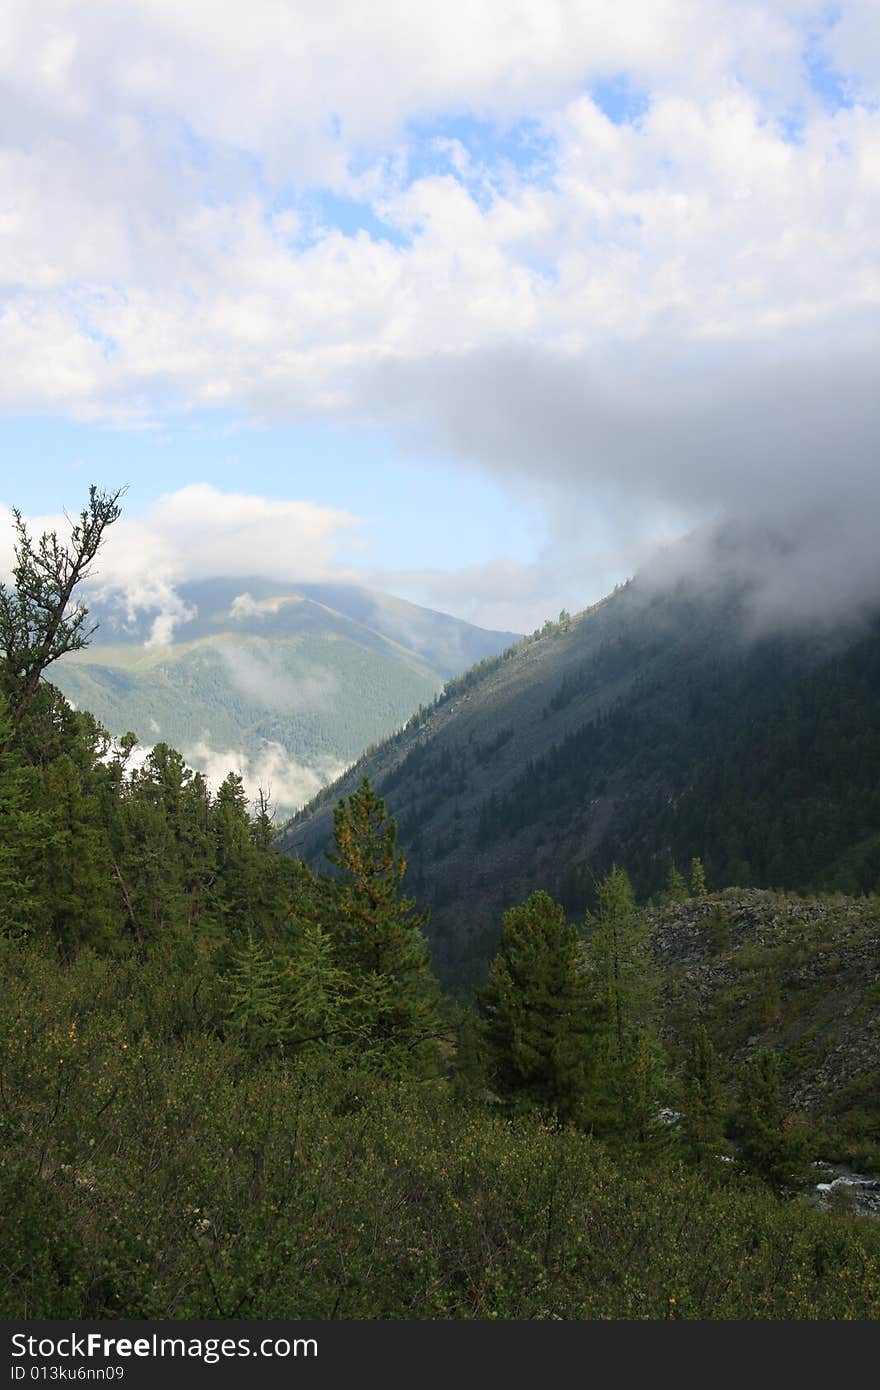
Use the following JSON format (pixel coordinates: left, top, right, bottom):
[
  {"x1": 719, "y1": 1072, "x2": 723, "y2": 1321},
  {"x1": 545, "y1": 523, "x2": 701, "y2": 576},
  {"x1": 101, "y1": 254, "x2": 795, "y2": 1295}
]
[
  {"x1": 665, "y1": 862, "x2": 689, "y2": 902},
  {"x1": 113, "y1": 744, "x2": 192, "y2": 943},
  {"x1": 316, "y1": 778, "x2": 441, "y2": 1071},
  {"x1": 681, "y1": 1024, "x2": 727, "y2": 1165},
  {"x1": 211, "y1": 772, "x2": 262, "y2": 939},
  {"x1": 245, "y1": 787, "x2": 297, "y2": 942},
  {"x1": 587, "y1": 866, "x2": 656, "y2": 1061},
  {"x1": 283, "y1": 923, "x2": 346, "y2": 1051},
  {"x1": 735, "y1": 1048, "x2": 808, "y2": 1192},
  {"x1": 478, "y1": 891, "x2": 596, "y2": 1123},
  {"x1": 223, "y1": 933, "x2": 287, "y2": 1053},
  {"x1": 177, "y1": 771, "x2": 218, "y2": 933},
  {"x1": 614, "y1": 1030, "x2": 672, "y2": 1152},
  {"x1": 688, "y1": 857, "x2": 708, "y2": 898},
  {"x1": 132, "y1": 739, "x2": 190, "y2": 934},
  {"x1": 585, "y1": 867, "x2": 666, "y2": 1144}
]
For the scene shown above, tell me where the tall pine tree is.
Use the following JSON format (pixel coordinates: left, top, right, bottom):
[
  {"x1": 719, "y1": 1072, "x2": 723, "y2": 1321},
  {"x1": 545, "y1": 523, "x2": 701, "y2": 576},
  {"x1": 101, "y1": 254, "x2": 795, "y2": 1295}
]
[{"x1": 479, "y1": 890, "x2": 596, "y2": 1123}]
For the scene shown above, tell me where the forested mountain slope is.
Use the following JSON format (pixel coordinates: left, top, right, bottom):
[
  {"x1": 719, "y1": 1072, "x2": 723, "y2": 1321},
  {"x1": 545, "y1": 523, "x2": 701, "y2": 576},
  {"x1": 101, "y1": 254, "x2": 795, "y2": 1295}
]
[
  {"x1": 52, "y1": 578, "x2": 518, "y2": 812},
  {"x1": 284, "y1": 577, "x2": 880, "y2": 987}
]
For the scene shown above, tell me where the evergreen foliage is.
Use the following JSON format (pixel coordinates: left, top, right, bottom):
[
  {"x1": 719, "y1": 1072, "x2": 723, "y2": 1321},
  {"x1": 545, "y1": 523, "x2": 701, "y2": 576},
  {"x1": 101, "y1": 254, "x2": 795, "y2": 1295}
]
[
  {"x1": 586, "y1": 866, "x2": 656, "y2": 1060},
  {"x1": 689, "y1": 856, "x2": 708, "y2": 897},
  {"x1": 478, "y1": 891, "x2": 596, "y2": 1122},
  {"x1": 665, "y1": 863, "x2": 688, "y2": 901},
  {"x1": 584, "y1": 868, "x2": 667, "y2": 1146},
  {"x1": 223, "y1": 933, "x2": 287, "y2": 1053},
  {"x1": 314, "y1": 778, "x2": 442, "y2": 1071},
  {"x1": 0, "y1": 694, "x2": 44, "y2": 937},
  {"x1": 681, "y1": 1025, "x2": 727, "y2": 1165},
  {"x1": 735, "y1": 1049, "x2": 810, "y2": 1192},
  {"x1": 283, "y1": 922, "x2": 346, "y2": 1050}
]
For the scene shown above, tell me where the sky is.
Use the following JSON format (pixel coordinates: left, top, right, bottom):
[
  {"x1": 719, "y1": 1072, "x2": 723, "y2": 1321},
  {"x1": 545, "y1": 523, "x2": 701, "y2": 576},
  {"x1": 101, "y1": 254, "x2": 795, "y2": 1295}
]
[{"x1": 2, "y1": 0, "x2": 880, "y2": 634}]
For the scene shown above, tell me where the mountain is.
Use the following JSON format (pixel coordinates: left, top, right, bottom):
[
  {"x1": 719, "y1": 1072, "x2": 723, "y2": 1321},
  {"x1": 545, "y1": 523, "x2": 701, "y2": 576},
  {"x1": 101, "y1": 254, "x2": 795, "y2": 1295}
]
[
  {"x1": 283, "y1": 571, "x2": 880, "y2": 988},
  {"x1": 52, "y1": 578, "x2": 519, "y2": 814}
]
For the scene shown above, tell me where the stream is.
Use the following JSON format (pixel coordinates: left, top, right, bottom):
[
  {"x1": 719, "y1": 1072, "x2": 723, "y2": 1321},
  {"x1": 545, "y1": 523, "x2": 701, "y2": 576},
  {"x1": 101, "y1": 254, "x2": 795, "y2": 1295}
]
[{"x1": 811, "y1": 1162, "x2": 880, "y2": 1217}]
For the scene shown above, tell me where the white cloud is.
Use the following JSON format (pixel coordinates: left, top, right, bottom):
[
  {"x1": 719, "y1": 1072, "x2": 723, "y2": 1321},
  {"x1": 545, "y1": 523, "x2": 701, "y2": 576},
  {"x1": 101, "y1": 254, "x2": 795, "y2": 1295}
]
[
  {"x1": 2, "y1": 3, "x2": 877, "y2": 423},
  {"x1": 3, "y1": 3, "x2": 880, "y2": 627},
  {"x1": 2, "y1": 484, "x2": 359, "y2": 641},
  {"x1": 132, "y1": 484, "x2": 357, "y2": 584},
  {"x1": 91, "y1": 483, "x2": 355, "y2": 625},
  {"x1": 185, "y1": 737, "x2": 345, "y2": 817},
  {"x1": 110, "y1": 733, "x2": 337, "y2": 815},
  {"x1": 825, "y1": 0, "x2": 880, "y2": 105},
  {"x1": 144, "y1": 593, "x2": 197, "y2": 647},
  {"x1": 216, "y1": 645, "x2": 339, "y2": 714},
  {"x1": 229, "y1": 592, "x2": 286, "y2": 620}
]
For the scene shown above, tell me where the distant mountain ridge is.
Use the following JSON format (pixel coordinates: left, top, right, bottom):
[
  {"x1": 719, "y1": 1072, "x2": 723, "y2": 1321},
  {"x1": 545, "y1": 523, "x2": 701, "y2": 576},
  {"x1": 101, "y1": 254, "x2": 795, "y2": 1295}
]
[
  {"x1": 51, "y1": 578, "x2": 520, "y2": 814},
  {"x1": 283, "y1": 573, "x2": 880, "y2": 988}
]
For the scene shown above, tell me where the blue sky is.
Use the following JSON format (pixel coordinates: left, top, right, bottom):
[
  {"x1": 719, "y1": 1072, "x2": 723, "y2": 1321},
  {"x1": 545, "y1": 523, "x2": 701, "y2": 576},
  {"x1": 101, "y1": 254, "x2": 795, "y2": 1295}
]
[
  {"x1": 2, "y1": 1, "x2": 879, "y2": 633},
  {"x1": 2, "y1": 413, "x2": 540, "y2": 575}
]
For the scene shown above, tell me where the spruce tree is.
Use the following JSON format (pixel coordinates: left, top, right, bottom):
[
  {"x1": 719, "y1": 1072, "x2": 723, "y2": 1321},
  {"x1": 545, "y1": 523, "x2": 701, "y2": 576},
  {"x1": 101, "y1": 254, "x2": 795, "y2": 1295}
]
[
  {"x1": 478, "y1": 890, "x2": 596, "y2": 1122},
  {"x1": 211, "y1": 772, "x2": 261, "y2": 938},
  {"x1": 284, "y1": 923, "x2": 346, "y2": 1050},
  {"x1": 585, "y1": 867, "x2": 665, "y2": 1144},
  {"x1": 681, "y1": 1024, "x2": 726, "y2": 1165},
  {"x1": 587, "y1": 866, "x2": 655, "y2": 1061},
  {"x1": 109, "y1": 745, "x2": 196, "y2": 946},
  {"x1": 178, "y1": 771, "x2": 217, "y2": 932},
  {"x1": 224, "y1": 933, "x2": 287, "y2": 1053},
  {"x1": 317, "y1": 778, "x2": 440, "y2": 1070},
  {"x1": 689, "y1": 857, "x2": 708, "y2": 897},
  {"x1": 614, "y1": 1029, "x2": 672, "y2": 1153},
  {"x1": 246, "y1": 787, "x2": 296, "y2": 941},
  {"x1": 665, "y1": 862, "x2": 689, "y2": 902},
  {"x1": 735, "y1": 1049, "x2": 808, "y2": 1191}
]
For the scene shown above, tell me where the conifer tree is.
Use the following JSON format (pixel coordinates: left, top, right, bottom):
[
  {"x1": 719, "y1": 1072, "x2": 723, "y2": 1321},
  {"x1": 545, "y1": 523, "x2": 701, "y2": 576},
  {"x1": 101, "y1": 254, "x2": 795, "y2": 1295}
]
[
  {"x1": 317, "y1": 778, "x2": 440, "y2": 1069},
  {"x1": 178, "y1": 771, "x2": 217, "y2": 931},
  {"x1": 38, "y1": 753, "x2": 115, "y2": 956},
  {"x1": 665, "y1": 862, "x2": 688, "y2": 902},
  {"x1": 109, "y1": 745, "x2": 193, "y2": 945},
  {"x1": 479, "y1": 890, "x2": 596, "y2": 1122},
  {"x1": 613, "y1": 1029, "x2": 672, "y2": 1153},
  {"x1": 681, "y1": 1024, "x2": 726, "y2": 1164},
  {"x1": 224, "y1": 933, "x2": 286, "y2": 1053},
  {"x1": 735, "y1": 1049, "x2": 808, "y2": 1191},
  {"x1": 585, "y1": 867, "x2": 665, "y2": 1143},
  {"x1": 212, "y1": 772, "x2": 261, "y2": 938},
  {"x1": 689, "y1": 857, "x2": 708, "y2": 898},
  {"x1": 587, "y1": 866, "x2": 655, "y2": 1061},
  {"x1": 284, "y1": 923, "x2": 346, "y2": 1050},
  {"x1": 245, "y1": 787, "x2": 296, "y2": 941}
]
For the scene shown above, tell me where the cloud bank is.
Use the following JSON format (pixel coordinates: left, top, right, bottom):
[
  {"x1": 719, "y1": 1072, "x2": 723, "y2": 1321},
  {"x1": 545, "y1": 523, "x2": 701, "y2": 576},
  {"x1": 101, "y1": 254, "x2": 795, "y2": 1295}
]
[
  {"x1": 185, "y1": 739, "x2": 345, "y2": 819},
  {"x1": 123, "y1": 735, "x2": 344, "y2": 818},
  {"x1": 2, "y1": 3, "x2": 880, "y2": 626}
]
